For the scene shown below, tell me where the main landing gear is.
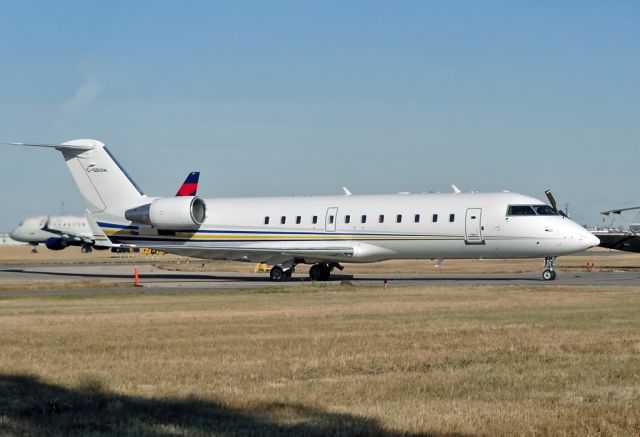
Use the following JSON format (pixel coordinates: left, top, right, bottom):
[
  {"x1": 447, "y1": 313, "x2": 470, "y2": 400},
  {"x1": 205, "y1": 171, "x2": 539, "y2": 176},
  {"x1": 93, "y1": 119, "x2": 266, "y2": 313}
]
[
  {"x1": 308, "y1": 263, "x2": 343, "y2": 281},
  {"x1": 269, "y1": 262, "x2": 344, "y2": 282},
  {"x1": 542, "y1": 256, "x2": 557, "y2": 281},
  {"x1": 269, "y1": 265, "x2": 294, "y2": 282}
]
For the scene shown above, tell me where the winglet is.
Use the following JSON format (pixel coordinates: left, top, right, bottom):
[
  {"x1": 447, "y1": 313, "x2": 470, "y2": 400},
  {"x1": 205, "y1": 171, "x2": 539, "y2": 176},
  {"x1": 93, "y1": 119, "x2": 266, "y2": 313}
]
[{"x1": 176, "y1": 172, "x2": 200, "y2": 196}]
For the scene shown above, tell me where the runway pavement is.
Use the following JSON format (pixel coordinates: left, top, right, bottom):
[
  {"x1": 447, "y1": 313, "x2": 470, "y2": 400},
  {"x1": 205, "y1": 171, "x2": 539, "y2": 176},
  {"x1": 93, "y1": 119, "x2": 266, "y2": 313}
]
[{"x1": 1, "y1": 262, "x2": 640, "y2": 297}]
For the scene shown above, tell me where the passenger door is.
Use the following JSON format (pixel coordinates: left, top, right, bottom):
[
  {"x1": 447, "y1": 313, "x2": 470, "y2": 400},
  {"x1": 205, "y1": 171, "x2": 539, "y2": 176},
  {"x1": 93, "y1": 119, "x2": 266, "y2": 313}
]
[
  {"x1": 325, "y1": 207, "x2": 338, "y2": 232},
  {"x1": 465, "y1": 208, "x2": 484, "y2": 244}
]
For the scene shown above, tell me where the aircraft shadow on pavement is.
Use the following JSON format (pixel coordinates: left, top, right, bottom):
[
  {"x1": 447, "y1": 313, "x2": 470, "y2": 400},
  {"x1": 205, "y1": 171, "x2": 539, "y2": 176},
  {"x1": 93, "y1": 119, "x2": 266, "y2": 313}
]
[
  {"x1": 0, "y1": 268, "x2": 540, "y2": 284},
  {"x1": 0, "y1": 373, "x2": 471, "y2": 436}
]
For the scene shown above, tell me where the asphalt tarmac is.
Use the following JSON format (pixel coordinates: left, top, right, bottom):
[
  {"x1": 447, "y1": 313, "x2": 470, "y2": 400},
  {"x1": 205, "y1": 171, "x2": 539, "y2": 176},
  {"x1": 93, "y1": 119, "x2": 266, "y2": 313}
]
[{"x1": 1, "y1": 263, "x2": 639, "y2": 297}]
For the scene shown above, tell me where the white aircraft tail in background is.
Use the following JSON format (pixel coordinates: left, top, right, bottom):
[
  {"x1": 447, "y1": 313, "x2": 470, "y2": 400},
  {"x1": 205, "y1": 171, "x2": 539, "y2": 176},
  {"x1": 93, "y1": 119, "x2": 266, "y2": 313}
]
[{"x1": 8, "y1": 139, "x2": 600, "y2": 281}]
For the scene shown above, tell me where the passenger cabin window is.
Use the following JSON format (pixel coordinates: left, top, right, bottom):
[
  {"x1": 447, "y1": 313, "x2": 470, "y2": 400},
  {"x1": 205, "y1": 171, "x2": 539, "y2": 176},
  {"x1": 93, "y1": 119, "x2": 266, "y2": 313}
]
[
  {"x1": 281, "y1": 216, "x2": 286, "y2": 224},
  {"x1": 432, "y1": 214, "x2": 438, "y2": 223},
  {"x1": 396, "y1": 214, "x2": 402, "y2": 223},
  {"x1": 449, "y1": 214, "x2": 455, "y2": 222},
  {"x1": 329, "y1": 215, "x2": 335, "y2": 224},
  {"x1": 361, "y1": 215, "x2": 367, "y2": 224},
  {"x1": 345, "y1": 215, "x2": 351, "y2": 224},
  {"x1": 264, "y1": 216, "x2": 270, "y2": 225},
  {"x1": 296, "y1": 216, "x2": 301, "y2": 224},
  {"x1": 312, "y1": 215, "x2": 318, "y2": 224},
  {"x1": 379, "y1": 214, "x2": 385, "y2": 223},
  {"x1": 414, "y1": 214, "x2": 420, "y2": 223},
  {"x1": 507, "y1": 205, "x2": 537, "y2": 216}
]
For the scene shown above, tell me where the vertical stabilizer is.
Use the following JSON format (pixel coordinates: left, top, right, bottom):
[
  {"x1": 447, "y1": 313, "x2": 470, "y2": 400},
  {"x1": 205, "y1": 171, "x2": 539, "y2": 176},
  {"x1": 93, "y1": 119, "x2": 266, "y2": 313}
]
[
  {"x1": 176, "y1": 171, "x2": 200, "y2": 196},
  {"x1": 8, "y1": 139, "x2": 147, "y2": 213},
  {"x1": 56, "y1": 139, "x2": 146, "y2": 213}
]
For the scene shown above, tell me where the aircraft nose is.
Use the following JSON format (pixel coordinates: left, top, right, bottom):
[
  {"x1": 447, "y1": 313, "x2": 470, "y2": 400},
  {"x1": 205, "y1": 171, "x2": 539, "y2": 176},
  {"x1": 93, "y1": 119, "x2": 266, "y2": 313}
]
[
  {"x1": 585, "y1": 232, "x2": 601, "y2": 248},
  {"x1": 572, "y1": 227, "x2": 600, "y2": 251}
]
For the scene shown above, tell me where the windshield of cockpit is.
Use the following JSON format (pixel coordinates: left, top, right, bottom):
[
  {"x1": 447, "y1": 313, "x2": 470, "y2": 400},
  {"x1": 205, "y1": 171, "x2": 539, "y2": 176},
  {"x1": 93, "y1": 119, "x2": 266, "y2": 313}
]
[{"x1": 506, "y1": 205, "x2": 558, "y2": 216}]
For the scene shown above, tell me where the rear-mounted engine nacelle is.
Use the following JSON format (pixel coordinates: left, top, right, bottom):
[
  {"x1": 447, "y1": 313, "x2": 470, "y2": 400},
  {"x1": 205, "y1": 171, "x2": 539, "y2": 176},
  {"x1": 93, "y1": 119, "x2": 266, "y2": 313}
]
[{"x1": 125, "y1": 196, "x2": 207, "y2": 229}]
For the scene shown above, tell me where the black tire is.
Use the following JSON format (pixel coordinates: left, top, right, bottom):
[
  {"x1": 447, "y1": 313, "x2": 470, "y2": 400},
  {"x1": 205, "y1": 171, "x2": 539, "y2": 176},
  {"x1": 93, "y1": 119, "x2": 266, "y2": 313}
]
[
  {"x1": 319, "y1": 265, "x2": 331, "y2": 281},
  {"x1": 309, "y1": 264, "x2": 323, "y2": 281},
  {"x1": 270, "y1": 266, "x2": 285, "y2": 281},
  {"x1": 542, "y1": 270, "x2": 555, "y2": 281}
]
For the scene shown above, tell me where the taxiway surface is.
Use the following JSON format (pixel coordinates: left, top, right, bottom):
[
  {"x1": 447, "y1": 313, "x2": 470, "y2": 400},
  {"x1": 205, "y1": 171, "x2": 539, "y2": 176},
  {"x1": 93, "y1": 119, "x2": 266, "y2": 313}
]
[{"x1": 1, "y1": 263, "x2": 639, "y2": 297}]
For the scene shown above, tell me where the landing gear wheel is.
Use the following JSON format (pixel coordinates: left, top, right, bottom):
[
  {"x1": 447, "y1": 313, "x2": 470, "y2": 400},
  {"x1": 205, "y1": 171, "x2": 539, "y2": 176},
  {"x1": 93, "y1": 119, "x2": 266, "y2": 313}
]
[
  {"x1": 542, "y1": 256, "x2": 558, "y2": 281},
  {"x1": 284, "y1": 268, "x2": 293, "y2": 280},
  {"x1": 309, "y1": 264, "x2": 332, "y2": 281},
  {"x1": 270, "y1": 266, "x2": 285, "y2": 282},
  {"x1": 319, "y1": 266, "x2": 331, "y2": 281},
  {"x1": 309, "y1": 264, "x2": 323, "y2": 281}
]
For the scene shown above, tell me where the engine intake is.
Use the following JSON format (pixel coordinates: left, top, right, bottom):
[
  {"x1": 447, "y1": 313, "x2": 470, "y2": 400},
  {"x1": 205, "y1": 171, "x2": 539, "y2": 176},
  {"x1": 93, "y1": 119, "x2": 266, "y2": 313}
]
[
  {"x1": 125, "y1": 196, "x2": 207, "y2": 229},
  {"x1": 45, "y1": 237, "x2": 68, "y2": 251}
]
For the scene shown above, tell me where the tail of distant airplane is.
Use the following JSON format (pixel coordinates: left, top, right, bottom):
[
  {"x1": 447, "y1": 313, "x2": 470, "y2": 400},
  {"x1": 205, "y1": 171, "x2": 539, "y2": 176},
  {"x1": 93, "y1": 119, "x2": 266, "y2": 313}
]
[{"x1": 176, "y1": 172, "x2": 200, "y2": 196}]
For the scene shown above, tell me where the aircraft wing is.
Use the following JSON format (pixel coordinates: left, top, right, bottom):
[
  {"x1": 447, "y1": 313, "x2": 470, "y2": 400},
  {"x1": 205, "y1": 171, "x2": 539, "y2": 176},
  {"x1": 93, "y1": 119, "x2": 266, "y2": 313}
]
[
  {"x1": 136, "y1": 244, "x2": 353, "y2": 257},
  {"x1": 115, "y1": 243, "x2": 354, "y2": 264},
  {"x1": 601, "y1": 206, "x2": 640, "y2": 216},
  {"x1": 41, "y1": 217, "x2": 95, "y2": 245}
]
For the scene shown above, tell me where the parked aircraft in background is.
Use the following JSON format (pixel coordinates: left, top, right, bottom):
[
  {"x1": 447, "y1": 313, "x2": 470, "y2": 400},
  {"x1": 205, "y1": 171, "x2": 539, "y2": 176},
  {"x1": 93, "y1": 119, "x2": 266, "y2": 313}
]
[
  {"x1": 593, "y1": 206, "x2": 640, "y2": 253},
  {"x1": 9, "y1": 215, "x2": 110, "y2": 252},
  {"x1": 8, "y1": 171, "x2": 200, "y2": 252},
  {"x1": 8, "y1": 139, "x2": 599, "y2": 280}
]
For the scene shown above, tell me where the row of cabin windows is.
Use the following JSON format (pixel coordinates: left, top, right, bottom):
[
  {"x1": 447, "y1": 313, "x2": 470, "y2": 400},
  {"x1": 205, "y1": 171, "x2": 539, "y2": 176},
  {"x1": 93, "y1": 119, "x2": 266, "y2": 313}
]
[{"x1": 264, "y1": 213, "x2": 456, "y2": 225}]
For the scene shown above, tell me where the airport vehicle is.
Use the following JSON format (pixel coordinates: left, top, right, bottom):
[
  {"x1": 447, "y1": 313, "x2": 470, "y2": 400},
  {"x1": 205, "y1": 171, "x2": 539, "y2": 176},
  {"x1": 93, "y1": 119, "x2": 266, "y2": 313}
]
[
  {"x1": 8, "y1": 139, "x2": 599, "y2": 280},
  {"x1": 9, "y1": 172, "x2": 200, "y2": 252}
]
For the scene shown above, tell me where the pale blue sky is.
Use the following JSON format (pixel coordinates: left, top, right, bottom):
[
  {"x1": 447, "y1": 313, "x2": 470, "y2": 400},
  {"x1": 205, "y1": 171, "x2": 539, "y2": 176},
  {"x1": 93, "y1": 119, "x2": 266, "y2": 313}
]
[{"x1": 1, "y1": 1, "x2": 639, "y2": 229}]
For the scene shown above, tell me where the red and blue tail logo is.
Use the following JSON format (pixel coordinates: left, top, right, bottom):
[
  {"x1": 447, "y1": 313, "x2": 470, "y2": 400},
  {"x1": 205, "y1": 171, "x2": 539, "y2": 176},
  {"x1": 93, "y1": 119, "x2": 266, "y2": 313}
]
[{"x1": 175, "y1": 172, "x2": 200, "y2": 196}]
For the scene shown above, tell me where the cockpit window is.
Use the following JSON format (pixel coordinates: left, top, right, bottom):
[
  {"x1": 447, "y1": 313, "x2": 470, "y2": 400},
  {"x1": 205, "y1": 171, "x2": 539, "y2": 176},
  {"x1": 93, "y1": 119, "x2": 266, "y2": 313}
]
[
  {"x1": 532, "y1": 205, "x2": 558, "y2": 215},
  {"x1": 507, "y1": 205, "x2": 536, "y2": 216},
  {"x1": 507, "y1": 204, "x2": 559, "y2": 216}
]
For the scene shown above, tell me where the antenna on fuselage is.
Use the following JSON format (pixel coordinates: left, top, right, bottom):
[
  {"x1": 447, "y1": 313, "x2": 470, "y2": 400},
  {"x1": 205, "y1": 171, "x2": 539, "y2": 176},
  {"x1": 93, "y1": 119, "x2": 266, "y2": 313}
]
[
  {"x1": 342, "y1": 187, "x2": 352, "y2": 196},
  {"x1": 451, "y1": 185, "x2": 461, "y2": 194}
]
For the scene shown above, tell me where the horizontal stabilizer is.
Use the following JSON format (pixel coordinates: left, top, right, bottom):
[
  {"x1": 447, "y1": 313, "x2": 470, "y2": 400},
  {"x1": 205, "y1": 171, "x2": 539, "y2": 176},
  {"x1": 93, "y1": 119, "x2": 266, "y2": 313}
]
[{"x1": 5, "y1": 141, "x2": 95, "y2": 151}]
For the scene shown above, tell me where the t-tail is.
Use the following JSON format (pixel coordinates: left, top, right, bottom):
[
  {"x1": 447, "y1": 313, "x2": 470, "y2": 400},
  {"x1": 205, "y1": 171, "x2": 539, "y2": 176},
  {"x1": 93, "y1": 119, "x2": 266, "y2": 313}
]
[
  {"x1": 6, "y1": 139, "x2": 207, "y2": 243},
  {"x1": 8, "y1": 139, "x2": 148, "y2": 215}
]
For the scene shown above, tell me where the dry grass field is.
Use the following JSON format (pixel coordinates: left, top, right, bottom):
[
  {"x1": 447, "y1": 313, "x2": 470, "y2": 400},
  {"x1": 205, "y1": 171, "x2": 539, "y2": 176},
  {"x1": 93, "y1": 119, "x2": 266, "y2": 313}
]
[{"x1": 1, "y1": 283, "x2": 639, "y2": 436}]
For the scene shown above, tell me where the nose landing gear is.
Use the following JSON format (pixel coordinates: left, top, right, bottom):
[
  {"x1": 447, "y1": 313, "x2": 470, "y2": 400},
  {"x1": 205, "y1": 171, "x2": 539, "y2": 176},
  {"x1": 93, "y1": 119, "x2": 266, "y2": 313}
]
[{"x1": 542, "y1": 256, "x2": 557, "y2": 281}]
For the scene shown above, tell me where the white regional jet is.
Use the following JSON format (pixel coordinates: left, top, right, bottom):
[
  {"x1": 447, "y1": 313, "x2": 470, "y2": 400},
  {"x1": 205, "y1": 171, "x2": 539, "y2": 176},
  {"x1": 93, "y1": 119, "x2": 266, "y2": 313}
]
[
  {"x1": 10, "y1": 215, "x2": 111, "y2": 252},
  {"x1": 9, "y1": 139, "x2": 599, "y2": 281}
]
